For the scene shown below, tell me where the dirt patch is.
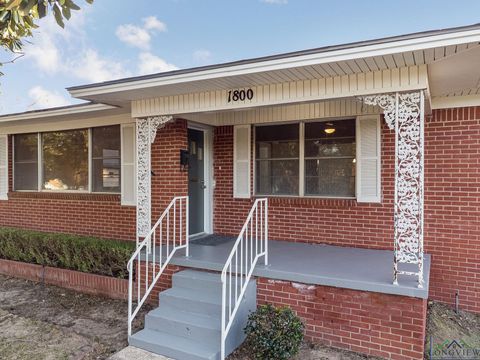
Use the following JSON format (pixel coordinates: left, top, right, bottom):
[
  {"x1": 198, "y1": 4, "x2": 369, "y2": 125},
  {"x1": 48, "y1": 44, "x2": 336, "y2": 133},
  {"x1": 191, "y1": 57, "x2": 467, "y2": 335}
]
[
  {"x1": 0, "y1": 274, "x2": 150, "y2": 360},
  {"x1": 425, "y1": 301, "x2": 480, "y2": 358},
  {"x1": 228, "y1": 339, "x2": 380, "y2": 360}
]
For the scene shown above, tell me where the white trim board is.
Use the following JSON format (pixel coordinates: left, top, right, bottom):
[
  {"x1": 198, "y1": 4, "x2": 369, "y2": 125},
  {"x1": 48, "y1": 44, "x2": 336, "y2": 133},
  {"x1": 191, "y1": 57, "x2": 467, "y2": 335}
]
[
  {"x1": 132, "y1": 65, "x2": 428, "y2": 117},
  {"x1": 431, "y1": 94, "x2": 480, "y2": 109},
  {"x1": 0, "y1": 113, "x2": 133, "y2": 135},
  {"x1": 0, "y1": 103, "x2": 117, "y2": 123}
]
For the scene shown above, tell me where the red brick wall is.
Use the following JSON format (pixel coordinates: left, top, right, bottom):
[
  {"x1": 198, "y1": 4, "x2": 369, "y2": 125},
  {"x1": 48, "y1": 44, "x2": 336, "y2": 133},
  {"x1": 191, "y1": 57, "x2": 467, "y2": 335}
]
[
  {"x1": 424, "y1": 107, "x2": 480, "y2": 314},
  {"x1": 0, "y1": 119, "x2": 188, "y2": 242},
  {"x1": 151, "y1": 119, "x2": 189, "y2": 218},
  {"x1": 257, "y1": 278, "x2": 427, "y2": 360},
  {"x1": 213, "y1": 108, "x2": 480, "y2": 314}
]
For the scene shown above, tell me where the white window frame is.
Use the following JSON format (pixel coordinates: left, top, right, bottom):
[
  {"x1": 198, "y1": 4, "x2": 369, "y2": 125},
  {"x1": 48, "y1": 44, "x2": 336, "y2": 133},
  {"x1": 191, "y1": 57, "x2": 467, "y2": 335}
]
[
  {"x1": 253, "y1": 118, "x2": 358, "y2": 199},
  {"x1": 12, "y1": 126, "x2": 122, "y2": 195},
  {"x1": 0, "y1": 134, "x2": 8, "y2": 200}
]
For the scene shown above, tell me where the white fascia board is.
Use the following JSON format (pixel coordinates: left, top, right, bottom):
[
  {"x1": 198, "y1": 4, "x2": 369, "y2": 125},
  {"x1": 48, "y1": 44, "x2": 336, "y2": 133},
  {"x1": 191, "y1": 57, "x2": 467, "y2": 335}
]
[
  {"x1": 431, "y1": 94, "x2": 480, "y2": 109},
  {"x1": 69, "y1": 28, "x2": 480, "y2": 98},
  {"x1": 0, "y1": 103, "x2": 117, "y2": 123}
]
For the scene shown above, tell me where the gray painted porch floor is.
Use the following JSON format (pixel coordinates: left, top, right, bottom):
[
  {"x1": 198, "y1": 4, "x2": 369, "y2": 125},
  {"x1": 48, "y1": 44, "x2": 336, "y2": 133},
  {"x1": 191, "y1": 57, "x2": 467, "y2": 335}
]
[{"x1": 158, "y1": 234, "x2": 430, "y2": 299}]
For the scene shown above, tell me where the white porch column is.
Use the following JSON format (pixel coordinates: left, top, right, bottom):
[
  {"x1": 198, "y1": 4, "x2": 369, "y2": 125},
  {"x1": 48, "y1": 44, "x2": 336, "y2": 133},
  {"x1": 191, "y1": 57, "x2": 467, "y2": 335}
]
[
  {"x1": 135, "y1": 116, "x2": 173, "y2": 244},
  {"x1": 362, "y1": 91, "x2": 425, "y2": 288}
]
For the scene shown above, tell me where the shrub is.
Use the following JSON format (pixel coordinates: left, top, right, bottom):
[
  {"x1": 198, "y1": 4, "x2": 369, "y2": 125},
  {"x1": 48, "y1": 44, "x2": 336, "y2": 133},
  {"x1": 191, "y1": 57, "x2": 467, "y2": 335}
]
[
  {"x1": 0, "y1": 227, "x2": 135, "y2": 279},
  {"x1": 244, "y1": 304, "x2": 305, "y2": 360}
]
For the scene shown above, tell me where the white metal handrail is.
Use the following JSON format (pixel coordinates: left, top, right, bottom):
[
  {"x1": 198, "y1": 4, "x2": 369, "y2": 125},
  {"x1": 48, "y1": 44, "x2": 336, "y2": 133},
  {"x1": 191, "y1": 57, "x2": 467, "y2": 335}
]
[
  {"x1": 127, "y1": 196, "x2": 189, "y2": 337},
  {"x1": 220, "y1": 198, "x2": 268, "y2": 359}
]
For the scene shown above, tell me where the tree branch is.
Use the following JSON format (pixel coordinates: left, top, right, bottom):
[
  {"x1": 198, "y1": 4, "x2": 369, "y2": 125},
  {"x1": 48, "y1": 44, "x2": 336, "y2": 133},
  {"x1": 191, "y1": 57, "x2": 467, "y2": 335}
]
[{"x1": 1, "y1": 53, "x2": 25, "y2": 65}]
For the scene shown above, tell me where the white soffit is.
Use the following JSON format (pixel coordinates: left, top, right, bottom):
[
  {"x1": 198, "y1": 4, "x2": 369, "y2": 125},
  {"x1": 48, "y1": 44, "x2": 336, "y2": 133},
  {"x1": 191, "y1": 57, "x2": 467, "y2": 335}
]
[{"x1": 429, "y1": 46, "x2": 480, "y2": 97}]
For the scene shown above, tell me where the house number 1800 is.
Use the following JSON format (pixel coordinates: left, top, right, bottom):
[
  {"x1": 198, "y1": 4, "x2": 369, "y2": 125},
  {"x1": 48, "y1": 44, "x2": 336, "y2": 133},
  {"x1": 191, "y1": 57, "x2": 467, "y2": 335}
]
[{"x1": 227, "y1": 89, "x2": 254, "y2": 102}]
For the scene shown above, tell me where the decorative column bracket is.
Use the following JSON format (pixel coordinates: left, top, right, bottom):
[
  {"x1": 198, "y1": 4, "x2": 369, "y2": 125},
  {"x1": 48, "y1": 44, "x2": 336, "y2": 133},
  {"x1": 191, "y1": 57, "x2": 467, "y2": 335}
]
[
  {"x1": 361, "y1": 92, "x2": 425, "y2": 288},
  {"x1": 136, "y1": 116, "x2": 174, "y2": 243}
]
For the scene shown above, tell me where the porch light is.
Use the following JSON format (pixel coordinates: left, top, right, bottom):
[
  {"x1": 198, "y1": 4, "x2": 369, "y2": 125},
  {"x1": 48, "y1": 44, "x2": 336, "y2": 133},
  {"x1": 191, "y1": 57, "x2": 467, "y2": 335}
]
[{"x1": 324, "y1": 122, "x2": 335, "y2": 134}]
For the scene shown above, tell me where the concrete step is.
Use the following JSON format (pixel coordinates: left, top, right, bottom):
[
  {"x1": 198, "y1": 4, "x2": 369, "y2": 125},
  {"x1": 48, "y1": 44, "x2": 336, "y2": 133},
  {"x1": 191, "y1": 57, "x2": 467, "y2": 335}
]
[
  {"x1": 172, "y1": 270, "x2": 247, "y2": 298},
  {"x1": 129, "y1": 329, "x2": 219, "y2": 360},
  {"x1": 145, "y1": 305, "x2": 221, "y2": 346},
  {"x1": 130, "y1": 269, "x2": 257, "y2": 360},
  {"x1": 172, "y1": 269, "x2": 222, "y2": 293},
  {"x1": 159, "y1": 287, "x2": 222, "y2": 317}
]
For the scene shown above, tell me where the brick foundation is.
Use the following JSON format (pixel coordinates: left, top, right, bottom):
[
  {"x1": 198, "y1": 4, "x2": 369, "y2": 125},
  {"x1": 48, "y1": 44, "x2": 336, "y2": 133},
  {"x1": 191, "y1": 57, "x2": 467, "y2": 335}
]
[
  {"x1": 0, "y1": 258, "x2": 129, "y2": 300},
  {"x1": 257, "y1": 278, "x2": 427, "y2": 360}
]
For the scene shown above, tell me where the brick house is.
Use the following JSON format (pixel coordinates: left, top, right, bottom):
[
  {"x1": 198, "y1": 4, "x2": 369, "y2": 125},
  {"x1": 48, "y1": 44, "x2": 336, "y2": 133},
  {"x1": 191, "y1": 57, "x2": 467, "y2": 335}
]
[{"x1": 1, "y1": 24, "x2": 480, "y2": 359}]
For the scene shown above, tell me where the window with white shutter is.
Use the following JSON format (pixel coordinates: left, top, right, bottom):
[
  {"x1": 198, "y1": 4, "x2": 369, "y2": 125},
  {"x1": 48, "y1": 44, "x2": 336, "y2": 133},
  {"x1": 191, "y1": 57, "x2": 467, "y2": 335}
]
[
  {"x1": 233, "y1": 124, "x2": 251, "y2": 199},
  {"x1": 0, "y1": 135, "x2": 8, "y2": 200},
  {"x1": 121, "y1": 124, "x2": 136, "y2": 206},
  {"x1": 356, "y1": 115, "x2": 381, "y2": 203}
]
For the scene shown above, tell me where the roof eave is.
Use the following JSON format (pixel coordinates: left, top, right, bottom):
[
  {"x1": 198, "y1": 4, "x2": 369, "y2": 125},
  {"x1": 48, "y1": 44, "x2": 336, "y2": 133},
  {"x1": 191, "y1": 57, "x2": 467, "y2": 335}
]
[
  {"x1": 0, "y1": 103, "x2": 118, "y2": 123},
  {"x1": 67, "y1": 24, "x2": 480, "y2": 99}
]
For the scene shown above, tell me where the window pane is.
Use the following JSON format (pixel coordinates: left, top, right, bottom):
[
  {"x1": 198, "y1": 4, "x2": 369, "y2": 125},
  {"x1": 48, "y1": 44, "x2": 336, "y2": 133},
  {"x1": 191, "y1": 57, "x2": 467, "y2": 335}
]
[
  {"x1": 256, "y1": 160, "x2": 299, "y2": 195},
  {"x1": 305, "y1": 138, "x2": 356, "y2": 158},
  {"x1": 92, "y1": 125, "x2": 121, "y2": 193},
  {"x1": 304, "y1": 119, "x2": 356, "y2": 197},
  {"x1": 255, "y1": 124, "x2": 300, "y2": 196},
  {"x1": 305, "y1": 119, "x2": 355, "y2": 140},
  {"x1": 14, "y1": 134, "x2": 38, "y2": 190},
  {"x1": 305, "y1": 159, "x2": 356, "y2": 197},
  {"x1": 42, "y1": 130, "x2": 88, "y2": 191},
  {"x1": 256, "y1": 141, "x2": 299, "y2": 159},
  {"x1": 256, "y1": 123, "x2": 298, "y2": 142}
]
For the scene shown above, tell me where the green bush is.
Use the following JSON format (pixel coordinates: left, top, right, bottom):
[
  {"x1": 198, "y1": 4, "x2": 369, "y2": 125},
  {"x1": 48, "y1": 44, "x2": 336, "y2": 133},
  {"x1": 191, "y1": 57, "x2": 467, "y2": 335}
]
[
  {"x1": 0, "y1": 227, "x2": 135, "y2": 279},
  {"x1": 244, "y1": 304, "x2": 305, "y2": 360}
]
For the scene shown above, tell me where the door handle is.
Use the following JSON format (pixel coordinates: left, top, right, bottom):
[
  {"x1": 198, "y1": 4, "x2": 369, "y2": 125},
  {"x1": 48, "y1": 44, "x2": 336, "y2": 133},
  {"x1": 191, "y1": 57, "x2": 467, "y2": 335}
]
[{"x1": 201, "y1": 180, "x2": 207, "y2": 190}]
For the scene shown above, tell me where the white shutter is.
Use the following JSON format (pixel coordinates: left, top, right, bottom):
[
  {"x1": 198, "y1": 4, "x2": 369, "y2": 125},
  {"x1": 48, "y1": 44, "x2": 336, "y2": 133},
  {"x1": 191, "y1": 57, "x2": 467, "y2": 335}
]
[
  {"x1": 121, "y1": 124, "x2": 136, "y2": 206},
  {"x1": 0, "y1": 135, "x2": 8, "y2": 200},
  {"x1": 356, "y1": 115, "x2": 381, "y2": 203},
  {"x1": 233, "y1": 124, "x2": 251, "y2": 199}
]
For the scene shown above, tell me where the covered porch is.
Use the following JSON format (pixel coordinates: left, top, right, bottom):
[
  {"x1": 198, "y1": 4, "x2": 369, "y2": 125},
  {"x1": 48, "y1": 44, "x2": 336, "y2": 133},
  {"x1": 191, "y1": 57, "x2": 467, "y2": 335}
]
[{"x1": 169, "y1": 234, "x2": 430, "y2": 299}]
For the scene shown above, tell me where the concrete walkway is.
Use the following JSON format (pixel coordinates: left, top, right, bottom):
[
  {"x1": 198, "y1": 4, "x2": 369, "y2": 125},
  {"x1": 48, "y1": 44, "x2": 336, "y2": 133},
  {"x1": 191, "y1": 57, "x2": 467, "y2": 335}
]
[{"x1": 109, "y1": 346, "x2": 172, "y2": 360}]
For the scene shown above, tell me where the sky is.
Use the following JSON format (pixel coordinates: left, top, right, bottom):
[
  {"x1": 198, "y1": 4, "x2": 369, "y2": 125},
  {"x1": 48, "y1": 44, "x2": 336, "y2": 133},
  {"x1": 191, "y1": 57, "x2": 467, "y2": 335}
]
[{"x1": 1, "y1": 0, "x2": 480, "y2": 115}]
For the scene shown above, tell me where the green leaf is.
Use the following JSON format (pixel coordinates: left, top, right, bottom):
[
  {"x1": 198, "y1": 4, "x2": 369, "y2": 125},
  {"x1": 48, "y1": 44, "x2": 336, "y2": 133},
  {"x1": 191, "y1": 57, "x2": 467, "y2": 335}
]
[
  {"x1": 52, "y1": 3, "x2": 64, "y2": 27},
  {"x1": 19, "y1": 0, "x2": 37, "y2": 12},
  {"x1": 6, "y1": 0, "x2": 23, "y2": 10},
  {"x1": 61, "y1": 5, "x2": 70, "y2": 19},
  {"x1": 65, "y1": 0, "x2": 80, "y2": 10}
]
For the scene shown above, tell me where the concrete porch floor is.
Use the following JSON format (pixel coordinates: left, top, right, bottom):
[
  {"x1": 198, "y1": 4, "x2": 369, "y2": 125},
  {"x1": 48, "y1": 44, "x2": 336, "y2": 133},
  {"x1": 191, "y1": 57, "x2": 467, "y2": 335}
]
[{"x1": 160, "y1": 235, "x2": 430, "y2": 299}]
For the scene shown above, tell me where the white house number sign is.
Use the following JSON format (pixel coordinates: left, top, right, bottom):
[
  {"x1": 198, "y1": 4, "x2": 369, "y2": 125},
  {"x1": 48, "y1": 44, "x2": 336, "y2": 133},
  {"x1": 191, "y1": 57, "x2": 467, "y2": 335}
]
[{"x1": 227, "y1": 88, "x2": 254, "y2": 102}]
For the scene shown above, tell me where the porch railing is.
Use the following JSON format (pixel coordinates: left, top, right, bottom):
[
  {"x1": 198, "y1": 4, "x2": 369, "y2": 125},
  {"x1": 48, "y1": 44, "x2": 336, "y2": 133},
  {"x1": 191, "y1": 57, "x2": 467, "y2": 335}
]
[
  {"x1": 220, "y1": 198, "x2": 268, "y2": 359},
  {"x1": 127, "y1": 196, "x2": 189, "y2": 337}
]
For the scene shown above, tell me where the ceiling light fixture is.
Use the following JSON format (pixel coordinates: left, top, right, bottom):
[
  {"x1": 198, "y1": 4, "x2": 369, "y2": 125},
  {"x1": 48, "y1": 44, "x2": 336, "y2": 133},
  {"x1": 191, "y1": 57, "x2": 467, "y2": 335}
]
[{"x1": 324, "y1": 122, "x2": 335, "y2": 134}]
